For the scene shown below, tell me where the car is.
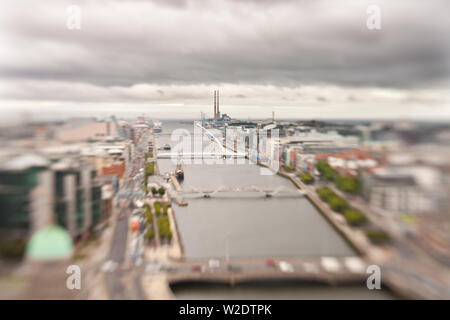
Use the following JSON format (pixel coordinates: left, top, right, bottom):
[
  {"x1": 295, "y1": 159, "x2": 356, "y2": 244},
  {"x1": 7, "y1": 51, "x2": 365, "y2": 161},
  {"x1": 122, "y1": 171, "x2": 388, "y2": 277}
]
[
  {"x1": 145, "y1": 263, "x2": 163, "y2": 273},
  {"x1": 227, "y1": 264, "x2": 242, "y2": 272},
  {"x1": 279, "y1": 261, "x2": 294, "y2": 273},
  {"x1": 163, "y1": 264, "x2": 177, "y2": 273},
  {"x1": 208, "y1": 259, "x2": 220, "y2": 269},
  {"x1": 192, "y1": 265, "x2": 202, "y2": 272},
  {"x1": 303, "y1": 262, "x2": 319, "y2": 274},
  {"x1": 265, "y1": 259, "x2": 277, "y2": 268},
  {"x1": 102, "y1": 260, "x2": 118, "y2": 273},
  {"x1": 135, "y1": 257, "x2": 143, "y2": 267},
  {"x1": 135, "y1": 200, "x2": 144, "y2": 208},
  {"x1": 321, "y1": 257, "x2": 341, "y2": 273}
]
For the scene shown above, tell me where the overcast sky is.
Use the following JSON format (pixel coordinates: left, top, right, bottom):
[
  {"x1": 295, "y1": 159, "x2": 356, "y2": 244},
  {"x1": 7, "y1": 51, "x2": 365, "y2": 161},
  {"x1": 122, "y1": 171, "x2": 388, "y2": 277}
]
[{"x1": 1, "y1": 0, "x2": 449, "y2": 121}]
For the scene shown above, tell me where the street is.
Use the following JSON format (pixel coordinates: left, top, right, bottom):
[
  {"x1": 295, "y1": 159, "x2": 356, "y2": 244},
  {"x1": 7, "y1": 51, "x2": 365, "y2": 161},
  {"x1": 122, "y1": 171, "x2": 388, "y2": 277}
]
[{"x1": 103, "y1": 130, "x2": 150, "y2": 300}]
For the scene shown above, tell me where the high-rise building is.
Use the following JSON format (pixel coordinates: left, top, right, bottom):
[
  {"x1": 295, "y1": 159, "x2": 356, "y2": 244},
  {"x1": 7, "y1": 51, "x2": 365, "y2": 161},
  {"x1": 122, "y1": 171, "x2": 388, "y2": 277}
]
[{"x1": 0, "y1": 151, "x2": 106, "y2": 259}]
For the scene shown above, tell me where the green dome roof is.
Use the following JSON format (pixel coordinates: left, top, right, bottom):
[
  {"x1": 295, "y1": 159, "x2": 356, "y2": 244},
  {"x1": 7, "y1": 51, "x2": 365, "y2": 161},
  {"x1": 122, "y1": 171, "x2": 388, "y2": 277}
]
[{"x1": 26, "y1": 225, "x2": 73, "y2": 261}]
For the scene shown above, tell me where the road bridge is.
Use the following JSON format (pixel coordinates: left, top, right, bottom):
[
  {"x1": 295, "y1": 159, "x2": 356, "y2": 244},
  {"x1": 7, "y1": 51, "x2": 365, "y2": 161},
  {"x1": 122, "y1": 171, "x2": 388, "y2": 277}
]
[
  {"x1": 145, "y1": 256, "x2": 368, "y2": 287},
  {"x1": 157, "y1": 152, "x2": 246, "y2": 159},
  {"x1": 171, "y1": 185, "x2": 308, "y2": 198}
]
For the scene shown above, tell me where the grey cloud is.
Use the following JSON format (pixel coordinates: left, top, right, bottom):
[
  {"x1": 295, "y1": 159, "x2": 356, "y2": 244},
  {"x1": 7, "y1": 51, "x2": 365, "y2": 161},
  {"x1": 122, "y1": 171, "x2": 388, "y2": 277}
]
[
  {"x1": 149, "y1": 0, "x2": 189, "y2": 8},
  {"x1": 1, "y1": 0, "x2": 449, "y2": 102}
]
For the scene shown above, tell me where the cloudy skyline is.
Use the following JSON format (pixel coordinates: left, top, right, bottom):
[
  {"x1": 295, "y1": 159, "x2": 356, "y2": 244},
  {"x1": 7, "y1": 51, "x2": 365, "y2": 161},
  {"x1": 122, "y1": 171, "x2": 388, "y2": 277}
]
[{"x1": 1, "y1": 0, "x2": 449, "y2": 121}]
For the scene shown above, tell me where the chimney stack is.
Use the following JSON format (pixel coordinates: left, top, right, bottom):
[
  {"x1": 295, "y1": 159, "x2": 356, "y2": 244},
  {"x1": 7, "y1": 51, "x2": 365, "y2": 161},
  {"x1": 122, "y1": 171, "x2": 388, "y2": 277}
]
[
  {"x1": 217, "y1": 90, "x2": 220, "y2": 119},
  {"x1": 214, "y1": 90, "x2": 217, "y2": 119}
]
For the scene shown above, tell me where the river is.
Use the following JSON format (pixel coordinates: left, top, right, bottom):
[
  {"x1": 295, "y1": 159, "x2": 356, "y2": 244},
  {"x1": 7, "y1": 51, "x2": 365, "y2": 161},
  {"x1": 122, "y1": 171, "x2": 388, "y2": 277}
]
[{"x1": 154, "y1": 120, "x2": 395, "y2": 299}]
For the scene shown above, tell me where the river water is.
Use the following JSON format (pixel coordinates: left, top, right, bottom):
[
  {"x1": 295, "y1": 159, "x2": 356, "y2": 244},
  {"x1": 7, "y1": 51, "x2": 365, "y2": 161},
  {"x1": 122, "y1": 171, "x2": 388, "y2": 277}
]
[
  {"x1": 171, "y1": 282, "x2": 394, "y2": 300},
  {"x1": 155, "y1": 120, "x2": 395, "y2": 299}
]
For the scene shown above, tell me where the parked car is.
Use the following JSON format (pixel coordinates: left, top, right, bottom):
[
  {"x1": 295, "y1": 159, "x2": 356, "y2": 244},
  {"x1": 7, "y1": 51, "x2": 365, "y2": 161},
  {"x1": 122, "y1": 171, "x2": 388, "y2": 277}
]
[
  {"x1": 102, "y1": 260, "x2": 119, "y2": 273},
  {"x1": 227, "y1": 264, "x2": 242, "y2": 272},
  {"x1": 192, "y1": 265, "x2": 202, "y2": 272},
  {"x1": 161, "y1": 264, "x2": 177, "y2": 273},
  {"x1": 265, "y1": 259, "x2": 277, "y2": 268},
  {"x1": 279, "y1": 261, "x2": 294, "y2": 273},
  {"x1": 145, "y1": 263, "x2": 163, "y2": 273},
  {"x1": 208, "y1": 259, "x2": 220, "y2": 269}
]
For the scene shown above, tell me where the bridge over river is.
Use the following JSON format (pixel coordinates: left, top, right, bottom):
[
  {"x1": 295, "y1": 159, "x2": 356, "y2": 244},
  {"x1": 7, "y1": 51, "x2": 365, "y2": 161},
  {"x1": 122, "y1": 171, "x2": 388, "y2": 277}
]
[
  {"x1": 157, "y1": 152, "x2": 246, "y2": 159},
  {"x1": 170, "y1": 185, "x2": 308, "y2": 198},
  {"x1": 144, "y1": 121, "x2": 381, "y2": 299},
  {"x1": 144, "y1": 256, "x2": 369, "y2": 288}
]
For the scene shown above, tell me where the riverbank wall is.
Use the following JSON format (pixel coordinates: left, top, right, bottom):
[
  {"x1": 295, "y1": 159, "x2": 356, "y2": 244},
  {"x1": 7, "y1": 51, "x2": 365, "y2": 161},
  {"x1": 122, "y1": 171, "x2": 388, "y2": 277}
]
[{"x1": 276, "y1": 169, "x2": 367, "y2": 256}]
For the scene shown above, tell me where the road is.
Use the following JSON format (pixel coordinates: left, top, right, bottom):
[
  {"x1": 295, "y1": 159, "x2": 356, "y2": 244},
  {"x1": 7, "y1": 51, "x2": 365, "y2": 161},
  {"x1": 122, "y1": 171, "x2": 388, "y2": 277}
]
[
  {"x1": 104, "y1": 206, "x2": 129, "y2": 299},
  {"x1": 103, "y1": 129, "x2": 150, "y2": 300}
]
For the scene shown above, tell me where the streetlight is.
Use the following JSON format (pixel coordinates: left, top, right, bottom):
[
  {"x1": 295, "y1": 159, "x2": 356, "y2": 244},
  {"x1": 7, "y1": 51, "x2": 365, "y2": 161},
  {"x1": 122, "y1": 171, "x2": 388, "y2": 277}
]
[{"x1": 225, "y1": 231, "x2": 230, "y2": 265}]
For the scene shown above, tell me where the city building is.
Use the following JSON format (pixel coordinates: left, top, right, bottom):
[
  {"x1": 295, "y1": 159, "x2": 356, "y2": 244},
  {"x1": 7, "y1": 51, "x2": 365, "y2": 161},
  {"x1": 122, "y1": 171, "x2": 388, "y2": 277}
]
[
  {"x1": 0, "y1": 151, "x2": 53, "y2": 256},
  {"x1": 361, "y1": 167, "x2": 435, "y2": 216},
  {"x1": 51, "y1": 158, "x2": 102, "y2": 239},
  {"x1": 0, "y1": 147, "x2": 113, "y2": 259}
]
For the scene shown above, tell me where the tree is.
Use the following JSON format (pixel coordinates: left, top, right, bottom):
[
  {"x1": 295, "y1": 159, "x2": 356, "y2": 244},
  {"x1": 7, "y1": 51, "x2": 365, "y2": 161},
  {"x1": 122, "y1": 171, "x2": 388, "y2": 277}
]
[
  {"x1": 327, "y1": 195, "x2": 349, "y2": 213},
  {"x1": 282, "y1": 165, "x2": 295, "y2": 172},
  {"x1": 146, "y1": 162, "x2": 155, "y2": 176},
  {"x1": 298, "y1": 172, "x2": 315, "y2": 184},
  {"x1": 343, "y1": 209, "x2": 367, "y2": 226},
  {"x1": 336, "y1": 176, "x2": 360, "y2": 194},
  {"x1": 316, "y1": 160, "x2": 338, "y2": 181},
  {"x1": 157, "y1": 216, "x2": 172, "y2": 242},
  {"x1": 144, "y1": 204, "x2": 153, "y2": 223},
  {"x1": 145, "y1": 229, "x2": 155, "y2": 240},
  {"x1": 366, "y1": 229, "x2": 390, "y2": 244},
  {"x1": 316, "y1": 187, "x2": 336, "y2": 201},
  {"x1": 154, "y1": 202, "x2": 161, "y2": 216}
]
